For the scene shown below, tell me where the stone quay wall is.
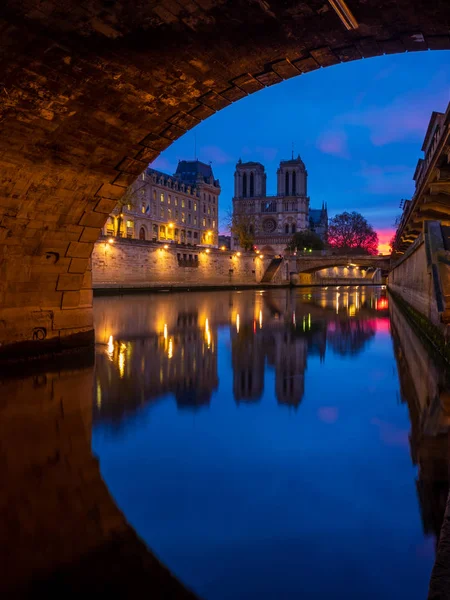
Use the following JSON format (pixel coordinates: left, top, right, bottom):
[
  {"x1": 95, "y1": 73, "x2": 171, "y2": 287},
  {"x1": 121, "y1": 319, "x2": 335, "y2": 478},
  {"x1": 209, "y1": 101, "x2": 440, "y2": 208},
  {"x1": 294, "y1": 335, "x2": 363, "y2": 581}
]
[
  {"x1": 388, "y1": 235, "x2": 440, "y2": 325},
  {"x1": 92, "y1": 237, "x2": 275, "y2": 289}
]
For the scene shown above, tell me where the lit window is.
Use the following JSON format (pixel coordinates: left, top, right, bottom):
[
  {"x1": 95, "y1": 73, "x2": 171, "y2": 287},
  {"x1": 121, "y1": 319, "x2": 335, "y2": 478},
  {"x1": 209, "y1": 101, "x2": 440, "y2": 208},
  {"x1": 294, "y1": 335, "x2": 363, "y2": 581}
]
[
  {"x1": 194, "y1": 202, "x2": 197, "y2": 211},
  {"x1": 175, "y1": 197, "x2": 178, "y2": 206},
  {"x1": 160, "y1": 208, "x2": 164, "y2": 218},
  {"x1": 202, "y1": 218, "x2": 206, "y2": 227},
  {"x1": 182, "y1": 199, "x2": 185, "y2": 208},
  {"x1": 126, "y1": 220, "x2": 133, "y2": 228},
  {"x1": 160, "y1": 192, "x2": 164, "y2": 202},
  {"x1": 194, "y1": 216, "x2": 197, "y2": 225},
  {"x1": 208, "y1": 207, "x2": 211, "y2": 215},
  {"x1": 141, "y1": 203, "x2": 145, "y2": 214},
  {"x1": 168, "y1": 208, "x2": 172, "y2": 218},
  {"x1": 213, "y1": 220, "x2": 216, "y2": 228},
  {"x1": 168, "y1": 195, "x2": 171, "y2": 204},
  {"x1": 181, "y1": 212, "x2": 185, "y2": 223}
]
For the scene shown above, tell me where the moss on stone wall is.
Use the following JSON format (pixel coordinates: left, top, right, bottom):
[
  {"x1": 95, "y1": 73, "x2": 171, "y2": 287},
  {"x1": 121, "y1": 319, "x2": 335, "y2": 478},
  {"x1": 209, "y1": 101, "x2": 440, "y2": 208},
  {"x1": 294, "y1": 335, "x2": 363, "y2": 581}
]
[{"x1": 389, "y1": 289, "x2": 450, "y2": 365}]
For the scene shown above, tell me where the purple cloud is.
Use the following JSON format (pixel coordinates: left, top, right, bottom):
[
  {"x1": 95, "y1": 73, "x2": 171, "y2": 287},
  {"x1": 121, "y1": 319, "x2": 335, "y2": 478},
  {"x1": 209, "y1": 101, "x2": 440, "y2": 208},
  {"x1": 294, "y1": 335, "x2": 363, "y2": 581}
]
[
  {"x1": 358, "y1": 162, "x2": 414, "y2": 195},
  {"x1": 317, "y1": 130, "x2": 350, "y2": 159},
  {"x1": 199, "y1": 145, "x2": 233, "y2": 164},
  {"x1": 336, "y1": 86, "x2": 450, "y2": 146}
]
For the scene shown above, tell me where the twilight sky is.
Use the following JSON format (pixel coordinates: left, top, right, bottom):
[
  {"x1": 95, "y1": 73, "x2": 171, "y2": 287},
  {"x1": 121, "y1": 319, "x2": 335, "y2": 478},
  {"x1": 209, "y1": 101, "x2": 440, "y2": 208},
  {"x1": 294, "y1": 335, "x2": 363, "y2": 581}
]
[{"x1": 152, "y1": 51, "x2": 450, "y2": 254}]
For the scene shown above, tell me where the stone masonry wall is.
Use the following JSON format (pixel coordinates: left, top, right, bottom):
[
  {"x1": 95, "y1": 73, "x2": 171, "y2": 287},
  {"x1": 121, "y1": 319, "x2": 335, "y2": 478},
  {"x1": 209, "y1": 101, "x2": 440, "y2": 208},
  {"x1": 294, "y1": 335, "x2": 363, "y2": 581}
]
[
  {"x1": 92, "y1": 238, "x2": 272, "y2": 288},
  {"x1": 388, "y1": 237, "x2": 439, "y2": 325}
]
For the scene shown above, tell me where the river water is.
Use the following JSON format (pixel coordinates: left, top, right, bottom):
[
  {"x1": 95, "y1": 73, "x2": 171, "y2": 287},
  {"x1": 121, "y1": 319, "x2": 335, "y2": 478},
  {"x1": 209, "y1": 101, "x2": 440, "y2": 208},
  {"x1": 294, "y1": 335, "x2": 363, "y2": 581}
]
[{"x1": 91, "y1": 286, "x2": 450, "y2": 600}]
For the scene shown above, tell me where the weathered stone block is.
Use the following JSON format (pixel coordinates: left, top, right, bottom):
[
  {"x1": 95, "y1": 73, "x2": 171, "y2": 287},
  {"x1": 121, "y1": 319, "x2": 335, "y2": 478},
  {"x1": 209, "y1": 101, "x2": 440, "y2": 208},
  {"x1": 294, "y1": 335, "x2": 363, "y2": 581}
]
[
  {"x1": 52, "y1": 307, "x2": 93, "y2": 330},
  {"x1": 79, "y1": 227, "x2": 101, "y2": 243},
  {"x1": 66, "y1": 242, "x2": 94, "y2": 259},
  {"x1": 57, "y1": 273, "x2": 84, "y2": 291},
  {"x1": 61, "y1": 291, "x2": 81, "y2": 308},
  {"x1": 79, "y1": 211, "x2": 108, "y2": 228},
  {"x1": 94, "y1": 198, "x2": 118, "y2": 214},
  {"x1": 69, "y1": 258, "x2": 90, "y2": 273}
]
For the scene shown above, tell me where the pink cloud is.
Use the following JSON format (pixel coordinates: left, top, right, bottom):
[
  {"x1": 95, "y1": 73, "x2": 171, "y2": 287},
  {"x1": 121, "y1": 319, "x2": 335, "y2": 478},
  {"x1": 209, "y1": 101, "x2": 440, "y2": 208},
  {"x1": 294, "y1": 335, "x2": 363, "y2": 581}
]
[
  {"x1": 199, "y1": 145, "x2": 233, "y2": 164},
  {"x1": 317, "y1": 130, "x2": 350, "y2": 159},
  {"x1": 371, "y1": 417, "x2": 409, "y2": 447},
  {"x1": 318, "y1": 406, "x2": 339, "y2": 424}
]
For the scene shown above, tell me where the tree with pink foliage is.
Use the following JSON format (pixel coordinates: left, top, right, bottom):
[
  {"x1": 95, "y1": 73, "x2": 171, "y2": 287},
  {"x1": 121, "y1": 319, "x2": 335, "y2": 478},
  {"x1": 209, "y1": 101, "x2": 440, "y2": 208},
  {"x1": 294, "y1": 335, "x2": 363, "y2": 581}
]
[{"x1": 327, "y1": 211, "x2": 379, "y2": 255}]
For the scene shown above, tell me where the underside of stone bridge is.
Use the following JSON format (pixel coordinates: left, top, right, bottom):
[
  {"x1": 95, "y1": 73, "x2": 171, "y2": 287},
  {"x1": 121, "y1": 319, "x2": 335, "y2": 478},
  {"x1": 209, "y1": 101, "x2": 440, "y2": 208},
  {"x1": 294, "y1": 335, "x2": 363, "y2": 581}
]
[{"x1": 1, "y1": 0, "x2": 449, "y2": 357}]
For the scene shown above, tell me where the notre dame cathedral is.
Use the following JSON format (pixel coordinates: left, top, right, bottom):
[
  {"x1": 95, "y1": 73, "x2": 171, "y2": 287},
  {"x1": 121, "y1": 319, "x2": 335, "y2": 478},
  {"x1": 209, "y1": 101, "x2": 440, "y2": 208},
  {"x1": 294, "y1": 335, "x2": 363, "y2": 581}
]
[{"x1": 231, "y1": 156, "x2": 328, "y2": 253}]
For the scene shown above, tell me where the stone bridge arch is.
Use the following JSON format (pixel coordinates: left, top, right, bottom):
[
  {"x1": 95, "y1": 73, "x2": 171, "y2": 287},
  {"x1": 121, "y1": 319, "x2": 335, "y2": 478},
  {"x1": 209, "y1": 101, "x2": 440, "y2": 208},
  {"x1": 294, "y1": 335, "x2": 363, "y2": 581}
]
[
  {"x1": 295, "y1": 255, "x2": 391, "y2": 273},
  {"x1": 0, "y1": 0, "x2": 449, "y2": 355}
]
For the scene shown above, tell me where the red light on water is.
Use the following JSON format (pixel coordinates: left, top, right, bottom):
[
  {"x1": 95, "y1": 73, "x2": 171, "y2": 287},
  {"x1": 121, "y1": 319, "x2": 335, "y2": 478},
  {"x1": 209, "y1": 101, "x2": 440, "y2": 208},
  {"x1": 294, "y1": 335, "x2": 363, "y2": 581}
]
[{"x1": 376, "y1": 297, "x2": 389, "y2": 311}]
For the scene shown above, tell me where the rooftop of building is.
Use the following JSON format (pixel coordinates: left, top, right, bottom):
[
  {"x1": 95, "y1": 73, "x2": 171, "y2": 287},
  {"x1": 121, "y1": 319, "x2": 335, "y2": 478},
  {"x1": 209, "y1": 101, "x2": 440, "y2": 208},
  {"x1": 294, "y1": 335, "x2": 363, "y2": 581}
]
[
  {"x1": 146, "y1": 159, "x2": 220, "y2": 188},
  {"x1": 175, "y1": 159, "x2": 219, "y2": 186},
  {"x1": 421, "y1": 110, "x2": 445, "y2": 152},
  {"x1": 236, "y1": 159, "x2": 265, "y2": 168},
  {"x1": 279, "y1": 155, "x2": 305, "y2": 167},
  {"x1": 309, "y1": 206, "x2": 328, "y2": 225}
]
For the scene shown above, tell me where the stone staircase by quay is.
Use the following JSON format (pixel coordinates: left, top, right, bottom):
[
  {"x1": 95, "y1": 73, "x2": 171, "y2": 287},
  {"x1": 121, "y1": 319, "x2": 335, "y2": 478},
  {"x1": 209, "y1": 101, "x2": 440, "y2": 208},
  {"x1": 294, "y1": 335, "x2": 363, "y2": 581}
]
[{"x1": 261, "y1": 258, "x2": 283, "y2": 283}]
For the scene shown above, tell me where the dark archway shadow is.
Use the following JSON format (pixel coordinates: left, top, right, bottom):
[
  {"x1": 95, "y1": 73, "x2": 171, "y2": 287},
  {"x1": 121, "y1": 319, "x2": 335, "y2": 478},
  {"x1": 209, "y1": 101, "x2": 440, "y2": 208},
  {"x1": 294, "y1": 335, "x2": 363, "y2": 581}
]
[{"x1": 0, "y1": 352, "x2": 198, "y2": 597}]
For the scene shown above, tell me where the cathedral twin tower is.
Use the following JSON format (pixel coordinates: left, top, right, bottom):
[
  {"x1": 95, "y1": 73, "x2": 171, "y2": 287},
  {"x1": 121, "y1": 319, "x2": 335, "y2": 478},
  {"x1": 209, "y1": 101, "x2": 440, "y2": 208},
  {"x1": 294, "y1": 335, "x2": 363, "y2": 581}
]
[
  {"x1": 232, "y1": 156, "x2": 327, "y2": 253},
  {"x1": 234, "y1": 155, "x2": 307, "y2": 199}
]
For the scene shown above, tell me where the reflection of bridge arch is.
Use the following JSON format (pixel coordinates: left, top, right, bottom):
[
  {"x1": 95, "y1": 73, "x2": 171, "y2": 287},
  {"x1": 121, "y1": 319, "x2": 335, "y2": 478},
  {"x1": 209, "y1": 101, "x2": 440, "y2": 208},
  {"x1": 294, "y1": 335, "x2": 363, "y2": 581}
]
[
  {"x1": 0, "y1": 360, "x2": 197, "y2": 597},
  {"x1": 0, "y1": 2, "x2": 448, "y2": 354}
]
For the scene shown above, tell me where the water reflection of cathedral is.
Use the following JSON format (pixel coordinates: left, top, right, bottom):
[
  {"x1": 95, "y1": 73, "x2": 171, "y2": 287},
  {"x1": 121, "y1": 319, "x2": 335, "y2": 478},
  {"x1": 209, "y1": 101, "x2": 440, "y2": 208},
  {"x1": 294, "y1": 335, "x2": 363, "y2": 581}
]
[{"x1": 94, "y1": 288, "x2": 386, "y2": 425}]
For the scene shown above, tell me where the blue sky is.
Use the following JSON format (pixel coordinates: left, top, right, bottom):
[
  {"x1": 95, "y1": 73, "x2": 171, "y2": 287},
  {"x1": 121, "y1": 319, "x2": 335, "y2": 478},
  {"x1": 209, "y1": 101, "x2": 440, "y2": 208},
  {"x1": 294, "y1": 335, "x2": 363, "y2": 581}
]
[{"x1": 152, "y1": 51, "x2": 450, "y2": 252}]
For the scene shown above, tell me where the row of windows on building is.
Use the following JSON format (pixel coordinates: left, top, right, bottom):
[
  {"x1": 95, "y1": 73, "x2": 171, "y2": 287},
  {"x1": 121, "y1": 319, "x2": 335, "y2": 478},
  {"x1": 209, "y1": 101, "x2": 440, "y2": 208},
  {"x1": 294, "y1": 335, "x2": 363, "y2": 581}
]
[
  {"x1": 136, "y1": 204, "x2": 216, "y2": 228},
  {"x1": 106, "y1": 219, "x2": 212, "y2": 244},
  {"x1": 139, "y1": 201, "x2": 216, "y2": 219},
  {"x1": 148, "y1": 190, "x2": 217, "y2": 206}
]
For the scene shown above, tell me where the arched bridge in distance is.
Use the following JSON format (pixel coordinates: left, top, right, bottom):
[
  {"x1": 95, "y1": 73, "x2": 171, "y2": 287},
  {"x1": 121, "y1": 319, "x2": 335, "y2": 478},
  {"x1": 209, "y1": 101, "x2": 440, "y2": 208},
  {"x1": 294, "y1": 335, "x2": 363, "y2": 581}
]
[{"x1": 294, "y1": 254, "x2": 391, "y2": 273}]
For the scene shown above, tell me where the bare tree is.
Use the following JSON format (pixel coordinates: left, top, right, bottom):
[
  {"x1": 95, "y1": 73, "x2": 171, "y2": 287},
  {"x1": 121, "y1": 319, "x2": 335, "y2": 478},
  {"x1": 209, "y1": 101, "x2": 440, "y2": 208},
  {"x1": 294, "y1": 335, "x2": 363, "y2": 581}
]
[{"x1": 226, "y1": 208, "x2": 257, "y2": 251}]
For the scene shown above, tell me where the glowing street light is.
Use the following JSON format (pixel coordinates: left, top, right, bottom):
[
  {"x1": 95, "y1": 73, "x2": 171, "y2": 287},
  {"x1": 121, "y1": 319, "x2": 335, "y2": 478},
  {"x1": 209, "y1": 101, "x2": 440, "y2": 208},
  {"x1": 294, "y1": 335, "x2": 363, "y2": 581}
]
[
  {"x1": 108, "y1": 238, "x2": 114, "y2": 244},
  {"x1": 206, "y1": 248, "x2": 210, "y2": 254},
  {"x1": 164, "y1": 244, "x2": 169, "y2": 249},
  {"x1": 236, "y1": 252, "x2": 241, "y2": 257}
]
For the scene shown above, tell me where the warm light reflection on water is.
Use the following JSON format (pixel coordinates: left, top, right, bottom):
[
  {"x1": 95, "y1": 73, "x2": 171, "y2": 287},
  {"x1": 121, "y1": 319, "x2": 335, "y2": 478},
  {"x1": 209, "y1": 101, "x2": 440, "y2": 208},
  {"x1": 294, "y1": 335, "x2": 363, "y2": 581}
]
[{"x1": 92, "y1": 287, "x2": 450, "y2": 600}]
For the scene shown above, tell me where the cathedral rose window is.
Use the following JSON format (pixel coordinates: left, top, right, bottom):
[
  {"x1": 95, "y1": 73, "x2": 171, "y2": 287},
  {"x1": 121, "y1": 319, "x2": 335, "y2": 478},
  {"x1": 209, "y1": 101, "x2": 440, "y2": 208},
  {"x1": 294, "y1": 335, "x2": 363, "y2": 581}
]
[{"x1": 262, "y1": 218, "x2": 277, "y2": 233}]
